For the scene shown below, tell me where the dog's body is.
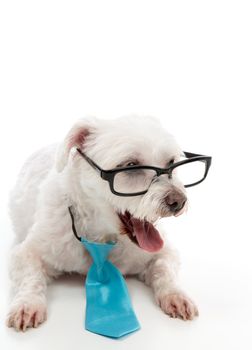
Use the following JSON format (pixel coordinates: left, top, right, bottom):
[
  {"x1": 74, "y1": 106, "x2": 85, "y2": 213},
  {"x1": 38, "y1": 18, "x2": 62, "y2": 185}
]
[{"x1": 7, "y1": 116, "x2": 198, "y2": 331}]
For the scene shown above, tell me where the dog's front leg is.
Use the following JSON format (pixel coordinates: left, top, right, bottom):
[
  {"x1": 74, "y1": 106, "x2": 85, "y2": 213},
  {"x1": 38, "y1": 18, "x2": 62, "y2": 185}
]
[
  {"x1": 140, "y1": 247, "x2": 199, "y2": 320},
  {"x1": 6, "y1": 242, "x2": 49, "y2": 331}
]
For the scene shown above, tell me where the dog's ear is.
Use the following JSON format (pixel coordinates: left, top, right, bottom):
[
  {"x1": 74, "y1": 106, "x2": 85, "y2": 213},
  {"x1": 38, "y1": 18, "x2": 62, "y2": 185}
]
[{"x1": 55, "y1": 118, "x2": 97, "y2": 172}]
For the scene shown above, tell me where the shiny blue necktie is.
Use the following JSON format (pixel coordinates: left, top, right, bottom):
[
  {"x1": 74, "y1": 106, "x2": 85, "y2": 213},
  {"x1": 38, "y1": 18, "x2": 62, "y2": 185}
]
[
  {"x1": 68, "y1": 207, "x2": 140, "y2": 338},
  {"x1": 81, "y1": 238, "x2": 140, "y2": 338}
]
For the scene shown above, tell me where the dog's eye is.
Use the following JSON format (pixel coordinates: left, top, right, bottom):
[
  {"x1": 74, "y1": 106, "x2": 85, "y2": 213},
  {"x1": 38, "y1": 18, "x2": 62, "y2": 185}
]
[
  {"x1": 116, "y1": 160, "x2": 139, "y2": 168},
  {"x1": 126, "y1": 162, "x2": 137, "y2": 167},
  {"x1": 168, "y1": 159, "x2": 175, "y2": 166}
]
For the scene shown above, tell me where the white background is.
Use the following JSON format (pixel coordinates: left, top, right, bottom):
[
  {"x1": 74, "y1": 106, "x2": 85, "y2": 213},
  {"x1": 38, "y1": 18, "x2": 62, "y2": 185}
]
[{"x1": 0, "y1": 1, "x2": 252, "y2": 349}]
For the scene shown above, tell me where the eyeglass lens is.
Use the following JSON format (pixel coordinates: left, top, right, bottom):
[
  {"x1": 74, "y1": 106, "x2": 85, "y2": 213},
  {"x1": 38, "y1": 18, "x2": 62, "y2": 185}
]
[{"x1": 113, "y1": 168, "x2": 156, "y2": 194}]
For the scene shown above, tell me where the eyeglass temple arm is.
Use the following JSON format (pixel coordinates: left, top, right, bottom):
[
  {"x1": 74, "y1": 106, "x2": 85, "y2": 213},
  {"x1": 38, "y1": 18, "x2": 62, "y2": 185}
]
[
  {"x1": 76, "y1": 148, "x2": 102, "y2": 172},
  {"x1": 183, "y1": 151, "x2": 212, "y2": 158},
  {"x1": 183, "y1": 151, "x2": 209, "y2": 158}
]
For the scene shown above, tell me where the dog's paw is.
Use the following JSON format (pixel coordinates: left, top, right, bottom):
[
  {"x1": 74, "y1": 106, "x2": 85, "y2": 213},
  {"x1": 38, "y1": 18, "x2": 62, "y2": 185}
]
[
  {"x1": 158, "y1": 292, "x2": 199, "y2": 320},
  {"x1": 6, "y1": 299, "x2": 47, "y2": 331}
]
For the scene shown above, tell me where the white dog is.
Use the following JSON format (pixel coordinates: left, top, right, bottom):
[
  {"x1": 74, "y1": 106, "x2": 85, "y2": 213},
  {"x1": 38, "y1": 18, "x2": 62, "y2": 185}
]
[{"x1": 7, "y1": 115, "x2": 199, "y2": 331}]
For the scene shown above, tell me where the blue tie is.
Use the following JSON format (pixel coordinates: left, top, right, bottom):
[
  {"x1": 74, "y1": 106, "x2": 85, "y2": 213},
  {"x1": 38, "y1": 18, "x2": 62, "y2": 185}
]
[{"x1": 68, "y1": 207, "x2": 140, "y2": 338}]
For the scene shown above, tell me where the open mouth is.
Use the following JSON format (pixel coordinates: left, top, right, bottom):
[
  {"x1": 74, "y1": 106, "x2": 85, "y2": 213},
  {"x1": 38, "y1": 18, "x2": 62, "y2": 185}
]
[{"x1": 118, "y1": 211, "x2": 164, "y2": 253}]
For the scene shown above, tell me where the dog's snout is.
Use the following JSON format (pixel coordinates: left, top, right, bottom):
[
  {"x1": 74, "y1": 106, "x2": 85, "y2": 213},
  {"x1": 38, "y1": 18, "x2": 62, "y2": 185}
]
[{"x1": 165, "y1": 192, "x2": 187, "y2": 214}]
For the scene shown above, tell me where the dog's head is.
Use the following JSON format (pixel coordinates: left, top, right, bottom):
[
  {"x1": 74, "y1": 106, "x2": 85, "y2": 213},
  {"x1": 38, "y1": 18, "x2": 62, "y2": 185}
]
[{"x1": 56, "y1": 116, "x2": 187, "y2": 252}]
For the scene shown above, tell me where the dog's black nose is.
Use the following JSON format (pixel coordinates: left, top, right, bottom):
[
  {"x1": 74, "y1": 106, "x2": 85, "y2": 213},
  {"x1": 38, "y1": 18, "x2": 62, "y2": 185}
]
[
  {"x1": 169, "y1": 200, "x2": 186, "y2": 212},
  {"x1": 165, "y1": 191, "x2": 187, "y2": 214}
]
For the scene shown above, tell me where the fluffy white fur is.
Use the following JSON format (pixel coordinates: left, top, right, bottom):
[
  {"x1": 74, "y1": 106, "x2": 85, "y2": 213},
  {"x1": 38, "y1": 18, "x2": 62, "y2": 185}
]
[{"x1": 7, "y1": 115, "x2": 198, "y2": 331}]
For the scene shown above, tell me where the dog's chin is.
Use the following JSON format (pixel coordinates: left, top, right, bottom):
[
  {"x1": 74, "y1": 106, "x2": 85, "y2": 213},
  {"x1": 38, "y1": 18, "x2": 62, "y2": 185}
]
[
  {"x1": 160, "y1": 209, "x2": 185, "y2": 218},
  {"x1": 118, "y1": 211, "x2": 164, "y2": 253}
]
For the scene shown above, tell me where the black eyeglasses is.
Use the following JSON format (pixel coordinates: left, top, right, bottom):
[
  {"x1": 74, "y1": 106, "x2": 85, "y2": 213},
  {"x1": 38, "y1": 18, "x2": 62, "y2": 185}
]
[{"x1": 76, "y1": 148, "x2": 212, "y2": 197}]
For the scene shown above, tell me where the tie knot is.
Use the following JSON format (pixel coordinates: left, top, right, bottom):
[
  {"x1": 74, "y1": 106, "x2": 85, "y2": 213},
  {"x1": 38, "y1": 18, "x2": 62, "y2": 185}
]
[{"x1": 81, "y1": 238, "x2": 116, "y2": 282}]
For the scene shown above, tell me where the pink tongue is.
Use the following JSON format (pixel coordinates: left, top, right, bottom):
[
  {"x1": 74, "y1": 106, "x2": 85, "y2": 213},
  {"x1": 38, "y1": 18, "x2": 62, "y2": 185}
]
[{"x1": 131, "y1": 218, "x2": 164, "y2": 252}]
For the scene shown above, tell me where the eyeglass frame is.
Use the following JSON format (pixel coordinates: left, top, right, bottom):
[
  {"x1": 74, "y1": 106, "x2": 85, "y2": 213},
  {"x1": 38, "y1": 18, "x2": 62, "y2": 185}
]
[{"x1": 76, "y1": 148, "x2": 212, "y2": 197}]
